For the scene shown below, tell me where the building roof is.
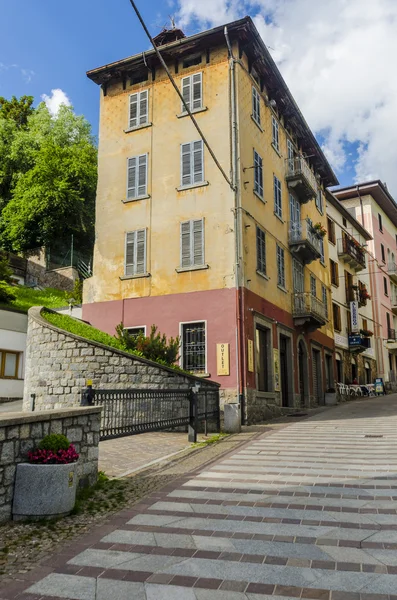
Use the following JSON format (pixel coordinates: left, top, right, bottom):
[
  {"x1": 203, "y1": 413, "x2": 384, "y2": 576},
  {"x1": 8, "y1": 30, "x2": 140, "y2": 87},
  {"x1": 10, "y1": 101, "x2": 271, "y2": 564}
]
[
  {"x1": 87, "y1": 16, "x2": 338, "y2": 187},
  {"x1": 333, "y1": 180, "x2": 397, "y2": 229},
  {"x1": 325, "y1": 190, "x2": 372, "y2": 241}
]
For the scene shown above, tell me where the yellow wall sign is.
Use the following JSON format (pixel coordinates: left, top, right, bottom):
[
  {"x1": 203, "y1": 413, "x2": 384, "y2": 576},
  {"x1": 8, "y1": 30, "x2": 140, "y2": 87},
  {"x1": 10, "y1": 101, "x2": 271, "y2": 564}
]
[
  {"x1": 217, "y1": 343, "x2": 230, "y2": 375},
  {"x1": 273, "y1": 348, "x2": 280, "y2": 391},
  {"x1": 247, "y1": 339, "x2": 254, "y2": 372}
]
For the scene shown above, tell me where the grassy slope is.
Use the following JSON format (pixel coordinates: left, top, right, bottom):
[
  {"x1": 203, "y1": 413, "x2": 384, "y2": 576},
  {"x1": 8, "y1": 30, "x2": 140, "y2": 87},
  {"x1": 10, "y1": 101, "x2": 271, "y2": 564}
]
[{"x1": 1, "y1": 285, "x2": 67, "y2": 313}]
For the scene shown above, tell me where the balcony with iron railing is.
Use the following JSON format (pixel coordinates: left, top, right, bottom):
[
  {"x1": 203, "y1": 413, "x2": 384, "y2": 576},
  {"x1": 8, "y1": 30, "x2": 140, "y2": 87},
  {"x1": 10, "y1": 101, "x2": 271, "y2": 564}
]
[
  {"x1": 337, "y1": 236, "x2": 366, "y2": 271},
  {"x1": 392, "y1": 291, "x2": 397, "y2": 315},
  {"x1": 289, "y1": 219, "x2": 323, "y2": 265},
  {"x1": 386, "y1": 328, "x2": 397, "y2": 354},
  {"x1": 285, "y1": 156, "x2": 318, "y2": 203},
  {"x1": 292, "y1": 292, "x2": 328, "y2": 330},
  {"x1": 388, "y1": 261, "x2": 397, "y2": 284}
]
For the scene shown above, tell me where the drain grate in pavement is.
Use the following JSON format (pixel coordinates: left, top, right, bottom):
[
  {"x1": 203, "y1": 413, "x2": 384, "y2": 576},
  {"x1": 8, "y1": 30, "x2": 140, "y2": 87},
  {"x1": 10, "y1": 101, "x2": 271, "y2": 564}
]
[{"x1": 365, "y1": 435, "x2": 383, "y2": 438}]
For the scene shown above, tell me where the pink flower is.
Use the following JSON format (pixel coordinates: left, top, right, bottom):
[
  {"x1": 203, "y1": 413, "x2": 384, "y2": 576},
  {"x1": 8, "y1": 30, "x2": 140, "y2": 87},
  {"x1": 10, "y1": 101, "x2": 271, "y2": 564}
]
[{"x1": 28, "y1": 444, "x2": 79, "y2": 464}]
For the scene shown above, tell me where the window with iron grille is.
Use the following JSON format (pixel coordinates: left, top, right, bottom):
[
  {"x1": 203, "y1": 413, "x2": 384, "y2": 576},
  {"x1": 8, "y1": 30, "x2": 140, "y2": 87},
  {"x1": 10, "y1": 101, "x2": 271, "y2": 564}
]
[
  {"x1": 180, "y1": 141, "x2": 204, "y2": 187},
  {"x1": 180, "y1": 219, "x2": 204, "y2": 268},
  {"x1": 274, "y1": 175, "x2": 282, "y2": 218},
  {"x1": 256, "y1": 226, "x2": 266, "y2": 275},
  {"x1": 127, "y1": 154, "x2": 148, "y2": 200},
  {"x1": 330, "y1": 259, "x2": 339, "y2": 286},
  {"x1": 125, "y1": 326, "x2": 146, "y2": 338},
  {"x1": 322, "y1": 285, "x2": 328, "y2": 319},
  {"x1": 272, "y1": 116, "x2": 279, "y2": 152},
  {"x1": 254, "y1": 150, "x2": 263, "y2": 198},
  {"x1": 277, "y1": 245, "x2": 285, "y2": 288},
  {"x1": 181, "y1": 73, "x2": 202, "y2": 112},
  {"x1": 252, "y1": 86, "x2": 261, "y2": 125},
  {"x1": 125, "y1": 229, "x2": 146, "y2": 276},
  {"x1": 182, "y1": 322, "x2": 206, "y2": 373},
  {"x1": 128, "y1": 90, "x2": 149, "y2": 129},
  {"x1": 332, "y1": 303, "x2": 341, "y2": 331}
]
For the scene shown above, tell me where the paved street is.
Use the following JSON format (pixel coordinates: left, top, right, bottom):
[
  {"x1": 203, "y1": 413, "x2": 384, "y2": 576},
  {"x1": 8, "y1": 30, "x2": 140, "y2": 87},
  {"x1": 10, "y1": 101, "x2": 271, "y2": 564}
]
[{"x1": 4, "y1": 396, "x2": 397, "y2": 600}]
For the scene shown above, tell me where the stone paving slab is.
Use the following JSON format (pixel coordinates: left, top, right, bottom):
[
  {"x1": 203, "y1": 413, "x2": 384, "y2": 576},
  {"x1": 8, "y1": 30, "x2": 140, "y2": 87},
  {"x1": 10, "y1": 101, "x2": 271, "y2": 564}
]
[{"x1": 5, "y1": 396, "x2": 397, "y2": 599}]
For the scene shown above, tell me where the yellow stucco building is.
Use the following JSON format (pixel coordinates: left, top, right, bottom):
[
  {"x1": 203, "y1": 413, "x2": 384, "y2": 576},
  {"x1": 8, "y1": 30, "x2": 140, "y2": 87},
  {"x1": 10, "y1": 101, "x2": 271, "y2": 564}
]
[{"x1": 84, "y1": 17, "x2": 338, "y2": 422}]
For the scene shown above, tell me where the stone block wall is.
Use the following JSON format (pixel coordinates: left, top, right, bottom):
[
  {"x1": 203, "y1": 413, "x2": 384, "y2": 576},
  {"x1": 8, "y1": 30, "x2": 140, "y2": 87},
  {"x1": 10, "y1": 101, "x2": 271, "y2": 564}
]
[
  {"x1": 23, "y1": 307, "x2": 220, "y2": 412},
  {"x1": 0, "y1": 406, "x2": 101, "y2": 523}
]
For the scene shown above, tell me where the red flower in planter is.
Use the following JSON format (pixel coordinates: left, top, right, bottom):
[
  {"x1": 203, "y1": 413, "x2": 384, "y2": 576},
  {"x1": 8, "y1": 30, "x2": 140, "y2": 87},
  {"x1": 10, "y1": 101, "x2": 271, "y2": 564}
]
[{"x1": 28, "y1": 445, "x2": 79, "y2": 465}]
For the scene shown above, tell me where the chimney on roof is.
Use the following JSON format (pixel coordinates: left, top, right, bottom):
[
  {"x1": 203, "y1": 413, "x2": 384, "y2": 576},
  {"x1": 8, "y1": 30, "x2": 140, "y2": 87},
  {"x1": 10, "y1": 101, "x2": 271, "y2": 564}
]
[{"x1": 153, "y1": 25, "x2": 186, "y2": 47}]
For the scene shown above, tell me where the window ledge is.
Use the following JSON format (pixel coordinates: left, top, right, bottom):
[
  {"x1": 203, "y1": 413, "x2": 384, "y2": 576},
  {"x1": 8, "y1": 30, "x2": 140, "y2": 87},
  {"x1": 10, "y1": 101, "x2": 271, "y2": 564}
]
[
  {"x1": 271, "y1": 142, "x2": 282, "y2": 157},
  {"x1": 177, "y1": 181, "x2": 209, "y2": 192},
  {"x1": 254, "y1": 190, "x2": 265, "y2": 203},
  {"x1": 277, "y1": 285, "x2": 288, "y2": 294},
  {"x1": 193, "y1": 372, "x2": 211, "y2": 378},
  {"x1": 251, "y1": 115, "x2": 263, "y2": 132},
  {"x1": 176, "y1": 264, "x2": 209, "y2": 273},
  {"x1": 274, "y1": 212, "x2": 285, "y2": 224},
  {"x1": 120, "y1": 273, "x2": 151, "y2": 281},
  {"x1": 256, "y1": 270, "x2": 269, "y2": 281},
  {"x1": 124, "y1": 122, "x2": 152, "y2": 133},
  {"x1": 122, "y1": 194, "x2": 150, "y2": 204},
  {"x1": 177, "y1": 107, "x2": 208, "y2": 118}
]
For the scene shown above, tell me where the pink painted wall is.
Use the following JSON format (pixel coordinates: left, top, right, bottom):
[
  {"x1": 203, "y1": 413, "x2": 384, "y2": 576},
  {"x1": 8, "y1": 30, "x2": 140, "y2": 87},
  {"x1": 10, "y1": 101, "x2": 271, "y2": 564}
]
[{"x1": 83, "y1": 288, "x2": 238, "y2": 388}]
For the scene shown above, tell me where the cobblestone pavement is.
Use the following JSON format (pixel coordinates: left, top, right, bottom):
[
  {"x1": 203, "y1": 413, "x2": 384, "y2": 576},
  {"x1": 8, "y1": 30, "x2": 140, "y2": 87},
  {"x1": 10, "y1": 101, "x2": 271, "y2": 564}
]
[
  {"x1": 3, "y1": 396, "x2": 397, "y2": 599},
  {"x1": 0, "y1": 401, "x2": 22, "y2": 414},
  {"x1": 99, "y1": 432, "x2": 195, "y2": 478}
]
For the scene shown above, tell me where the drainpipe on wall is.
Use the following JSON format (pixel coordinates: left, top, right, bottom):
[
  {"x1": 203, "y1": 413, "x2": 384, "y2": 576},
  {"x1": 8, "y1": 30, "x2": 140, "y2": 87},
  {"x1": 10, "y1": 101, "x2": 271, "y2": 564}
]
[{"x1": 224, "y1": 27, "x2": 245, "y2": 421}]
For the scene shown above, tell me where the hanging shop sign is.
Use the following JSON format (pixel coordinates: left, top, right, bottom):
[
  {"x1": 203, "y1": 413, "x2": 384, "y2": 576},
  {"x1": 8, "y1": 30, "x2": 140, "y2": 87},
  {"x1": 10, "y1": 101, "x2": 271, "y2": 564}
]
[
  {"x1": 350, "y1": 300, "x2": 360, "y2": 333},
  {"x1": 216, "y1": 343, "x2": 230, "y2": 376},
  {"x1": 247, "y1": 340, "x2": 254, "y2": 372}
]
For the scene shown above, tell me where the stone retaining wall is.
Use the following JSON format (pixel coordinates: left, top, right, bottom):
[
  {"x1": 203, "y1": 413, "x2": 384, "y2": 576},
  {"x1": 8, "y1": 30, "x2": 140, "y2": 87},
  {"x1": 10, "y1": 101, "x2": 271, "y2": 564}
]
[
  {"x1": 0, "y1": 406, "x2": 101, "y2": 522},
  {"x1": 23, "y1": 307, "x2": 220, "y2": 412}
]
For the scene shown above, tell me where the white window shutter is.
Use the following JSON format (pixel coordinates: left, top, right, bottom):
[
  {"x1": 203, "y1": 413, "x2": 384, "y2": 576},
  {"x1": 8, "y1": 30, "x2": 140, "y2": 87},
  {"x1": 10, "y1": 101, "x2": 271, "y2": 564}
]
[
  {"x1": 181, "y1": 77, "x2": 191, "y2": 112},
  {"x1": 193, "y1": 219, "x2": 204, "y2": 266},
  {"x1": 137, "y1": 154, "x2": 147, "y2": 196},
  {"x1": 139, "y1": 90, "x2": 148, "y2": 125},
  {"x1": 125, "y1": 232, "x2": 135, "y2": 276},
  {"x1": 129, "y1": 94, "x2": 138, "y2": 128},
  {"x1": 181, "y1": 221, "x2": 191, "y2": 267},
  {"x1": 192, "y1": 73, "x2": 202, "y2": 110},
  {"x1": 193, "y1": 141, "x2": 203, "y2": 184},
  {"x1": 136, "y1": 229, "x2": 146, "y2": 274},
  {"x1": 181, "y1": 143, "x2": 192, "y2": 186},
  {"x1": 127, "y1": 157, "x2": 137, "y2": 199}
]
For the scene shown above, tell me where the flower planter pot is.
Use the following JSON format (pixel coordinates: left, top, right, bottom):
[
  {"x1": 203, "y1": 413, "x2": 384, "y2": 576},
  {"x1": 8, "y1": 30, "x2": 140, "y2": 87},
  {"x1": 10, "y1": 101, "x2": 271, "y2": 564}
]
[
  {"x1": 12, "y1": 461, "x2": 78, "y2": 521},
  {"x1": 325, "y1": 392, "x2": 337, "y2": 406}
]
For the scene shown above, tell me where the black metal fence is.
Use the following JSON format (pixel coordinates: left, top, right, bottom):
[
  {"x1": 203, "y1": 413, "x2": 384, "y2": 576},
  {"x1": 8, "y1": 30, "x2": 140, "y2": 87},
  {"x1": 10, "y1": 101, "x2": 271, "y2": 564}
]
[{"x1": 90, "y1": 387, "x2": 220, "y2": 441}]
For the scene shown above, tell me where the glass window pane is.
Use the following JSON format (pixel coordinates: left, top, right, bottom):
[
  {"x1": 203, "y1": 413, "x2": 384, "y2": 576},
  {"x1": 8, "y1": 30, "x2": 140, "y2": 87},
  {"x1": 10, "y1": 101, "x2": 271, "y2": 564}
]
[{"x1": 4, "y1": 353, "x2": 17, "y2": 377}]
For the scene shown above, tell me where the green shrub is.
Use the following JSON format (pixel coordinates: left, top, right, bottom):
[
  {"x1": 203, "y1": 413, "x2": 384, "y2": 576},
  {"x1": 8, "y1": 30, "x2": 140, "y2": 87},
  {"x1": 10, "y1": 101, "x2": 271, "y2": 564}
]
[
  {"x1": 115, "y1": 323, "x2": 180, "y2": 366},
  {"x1": 0, "y1": 283, "x2": 15, "y2": 303},
  {"x1": 0, "y1": 253, "x2": 12, "y2": 284},
  {"x1": 38, "y1": 434, "x2": 70, "y2": 452}
]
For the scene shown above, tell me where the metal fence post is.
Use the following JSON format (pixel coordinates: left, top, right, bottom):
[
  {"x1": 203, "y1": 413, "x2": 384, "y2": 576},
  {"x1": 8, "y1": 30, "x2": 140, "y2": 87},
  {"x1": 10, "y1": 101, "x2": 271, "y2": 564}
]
[{"x1": 188, "y1": 388, "x2": 198, "y2": 443}]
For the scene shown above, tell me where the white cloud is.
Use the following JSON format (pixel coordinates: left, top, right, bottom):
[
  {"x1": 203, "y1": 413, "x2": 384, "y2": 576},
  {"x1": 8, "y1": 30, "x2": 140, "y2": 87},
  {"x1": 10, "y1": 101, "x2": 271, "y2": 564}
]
[
  {"x1": 176, "y1": 0, "x2": 397, "y2": 194},
  {"x1": 41, "y1": 88, "x2": 71, "y2": 116}
]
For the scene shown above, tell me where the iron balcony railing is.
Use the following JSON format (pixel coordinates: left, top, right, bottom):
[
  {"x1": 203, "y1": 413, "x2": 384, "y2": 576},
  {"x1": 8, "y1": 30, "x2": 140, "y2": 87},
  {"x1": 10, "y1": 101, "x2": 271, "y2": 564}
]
[
  {"x1": 387, "y1": 328, "x2": 396, "y2": 341},
  {"x1": 285, "y1": 156, "x2": 318, "y2": 195},
  {"x1": 289, "y1": 219, "x2": 323, "y2": 254},
  {"x1": 292, "y1": 292, "x2": 328, "y2": 322},
  {"x1": 337, "y1": 236, "x2": 366, "y2": 269},
  {"x1": 388, "y1": 261, "x2": 397, "y2": 282}
]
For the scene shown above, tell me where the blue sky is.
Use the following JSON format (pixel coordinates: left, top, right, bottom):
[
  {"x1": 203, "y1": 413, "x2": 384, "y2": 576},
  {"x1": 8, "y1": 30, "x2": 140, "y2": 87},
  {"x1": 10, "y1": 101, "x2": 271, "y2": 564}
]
[
  {"x1": 1, "y1": 0, "x2": 396, "y2": 194},
  {"x1": 0, "y1": 0, "x2": 171, "y2": 139}
]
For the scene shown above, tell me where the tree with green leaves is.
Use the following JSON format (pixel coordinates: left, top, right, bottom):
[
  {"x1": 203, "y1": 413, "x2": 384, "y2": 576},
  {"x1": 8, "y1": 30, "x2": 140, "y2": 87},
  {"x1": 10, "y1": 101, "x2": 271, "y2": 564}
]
[
  {"x1": 0, "y1": 95, "x2": 34, "y2": 127},
  {"x1": 0, "y1": 101, "x2": 97, "y2": 254}
]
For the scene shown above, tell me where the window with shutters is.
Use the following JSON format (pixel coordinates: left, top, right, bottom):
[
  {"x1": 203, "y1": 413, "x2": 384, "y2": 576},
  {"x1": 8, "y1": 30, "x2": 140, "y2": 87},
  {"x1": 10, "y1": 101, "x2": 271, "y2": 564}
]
[
  {"x1": 256, "y1": 227, "x2": 266, "y2": 276},
  {"x1": 181, "y1": 73, "x2": 203, "y2": 113},
  {"x1": 316, "y1": 188, "x2": 323, "y2": 213},
  {"x1": 180, "y1": 141, "x2": 204, "y2": 187},
  {"x1": 0, "y1": 350, "x2": 20, "y2": 379},
  {"x1": 381, "y1": 243, "x2": 386, "y2": 262},
  {"x1": 330, "y1": 259, "x2": 339, "y2": 286},
  {"x1": 181, "y1": 322, "x2": 206, "y2": 373},
  {"x1": 124, "y1": 229, "x2": 146, "y2": 277},
  {"x1": 378, "y1": 213, "x2": 383, "y2": 232},
  {"x1": 254, "y1": 150, "x2": 263, "y2": 198},
  {"x1": 126, "y1": 154, "x2": 148, "y2": 200},
  {"x1": 322, "y1": 285, "x2": 328, "y2": 319},
  {"x1": 277, "y1": 245, "x2": 285, "y2": 288},
  {"x1": 327, "y1": 217, "x2": 336, "y2": 244},
  {"x1": 274, "y1": 176, "x2": 282, "y2": 218},
  {"x1": 128, "y1": 90, "x2": 149, "y2": 129},
  {"x1": 345, "y1": 270, "x2": 354, "y2": 303},
  {"x1": 384, "y1": 276, "x2": 388, "y2": 296},
  {"x1": 332, "y1": 303, "x2": 341, "y2": 331},
  {"x1": 180, "y1": 219, "x2": 204, "y2": 269},
  {"x1": 272, "y1": 116, "x2": 279, "y2": 152},
  {"x1": 310, "y1": 275, "x2": 316, "y2": 297},
  {"x1": 252, "y1": 87, "x2": 261, "y2": 126},
  {"x1": 319, "y1": 237, "x2": 325, "y2": 263}
]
